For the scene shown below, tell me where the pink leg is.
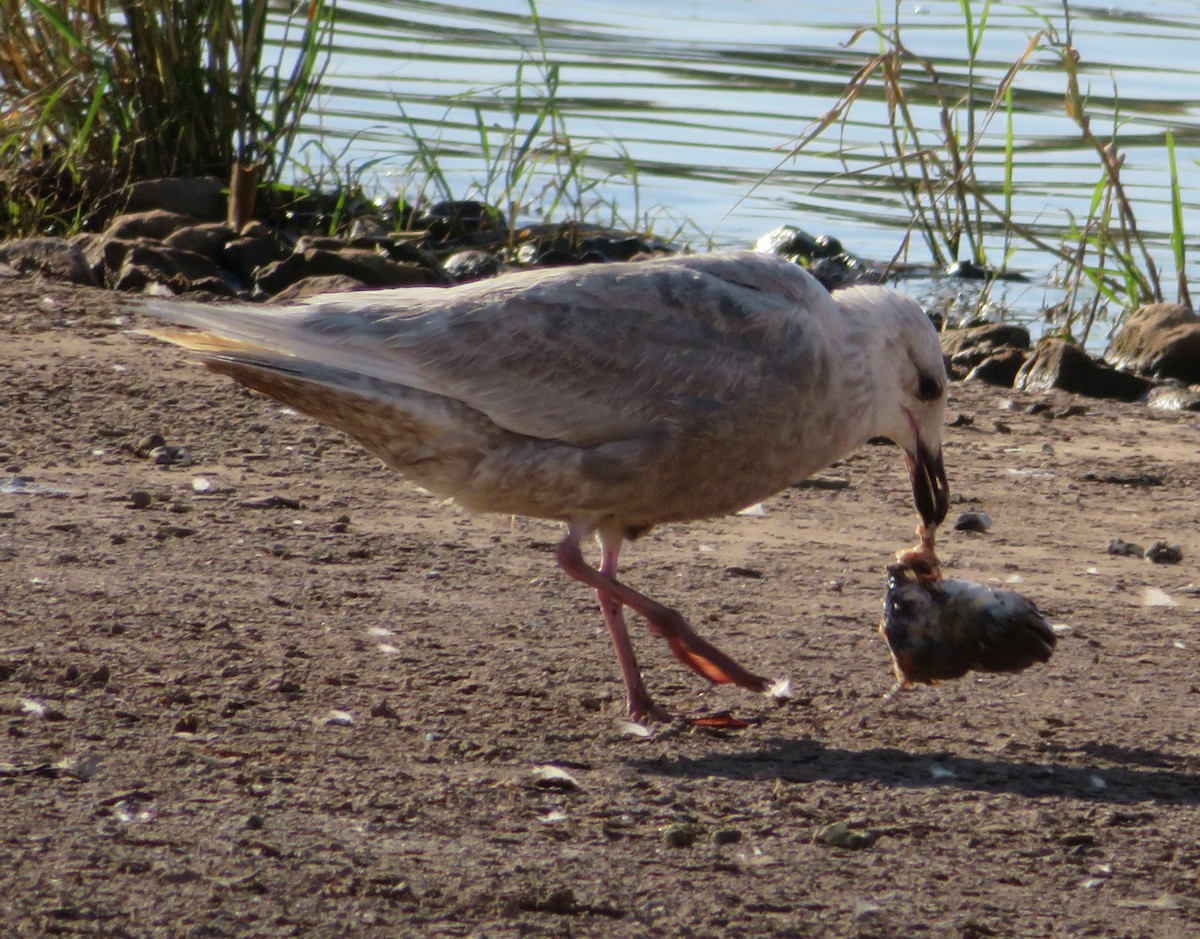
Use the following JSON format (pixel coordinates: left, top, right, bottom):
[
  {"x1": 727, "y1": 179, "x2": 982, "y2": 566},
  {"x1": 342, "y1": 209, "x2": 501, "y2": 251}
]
[
  {"x1": 595, "y1": 542, "x2": 672, "y2": 722},
  {"x1": 556, "y1": 523, "x2": 771, "y2": 712}
]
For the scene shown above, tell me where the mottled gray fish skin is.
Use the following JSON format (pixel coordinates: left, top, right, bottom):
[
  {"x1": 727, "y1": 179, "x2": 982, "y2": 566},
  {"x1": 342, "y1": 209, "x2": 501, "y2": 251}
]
[{"x1": 880, "y1": 564, "x2": 1056, "y2": 688}]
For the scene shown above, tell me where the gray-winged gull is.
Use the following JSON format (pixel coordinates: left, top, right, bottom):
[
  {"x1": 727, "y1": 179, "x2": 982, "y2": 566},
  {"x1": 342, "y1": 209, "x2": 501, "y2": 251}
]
[{"x1": 140, "y1": 250, "x2": 950, "y2": 723}]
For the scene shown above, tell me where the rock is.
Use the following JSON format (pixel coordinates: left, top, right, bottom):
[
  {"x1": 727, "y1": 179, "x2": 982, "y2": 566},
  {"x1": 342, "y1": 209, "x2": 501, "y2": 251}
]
[
  {"x1": 1143, "y1": 381, "x2": 1200, "y2": 412},
  {"x1": 256, "y1": 247, "x2": 443, "y2": 294},
  {"x1": 662, "y1": 822, "x2": 701, "y2": 848},
  {"x1": 814, "y1": 821, "x2": 880, "y2": 850},
  {"x1": 946, "y1": 259, "x2": 991, "y2": 280},
  {"x1": 1107, "y1": 538, "x2": 1144, "y2": 557},
  {"x1": 954, "y1": 511, "x2": 992, "y2": 533},
  {"x1": 1105, "y1": 303, "x2": 1200, "y2": 384},
  {"x1": 103, "y1": 209, "x2": 199, "y2": 242},
  {"x1": 163, "y1": 223, "x2": 234, "y2": 262},
  {"x1": 122, "y1": 177, "x2": 226, "y2": 221},
  {"x1": 221, "y1": 233, "x2": 285, "y2": 280},
  {"x1": 1144, "y1": 541, "x2": 1182, "y2": 564},
  {"x1": 104, "y1": 242, "x2": 230, "y2": 294},
  {"x1": 964, "y1": 349, "x2": 1027, "y2": 388},
  {"x1": 711, "y1": 827, "x2": 743, "y2": 845},
  {"x1": 809, "y1": 254, "x2": 875, "y2": 290},
  {"x1": 416, "y1": 200, "x2": 505, "y2": 241},
  {"x1": 0, "y1": 238, "x2": 97, "y2": 286},
  {"x1": 268, "y1": 274, "x2": 371, "y2": 304},
  {"x1": 755, "y1": 225, "x2": 836, "y2": 259},
  {"x1": 134, "y1": 433, "x2": 166, "y2": 456},
  {"x1": 443, "y1": 249, "x2": 504, "y2": 283},
  {"x1": 940, "y1": 322, "x2": 1031, "y2": 359},
  {"x1": 1014, "y1": 339, "x2": 1152, "y2": 401}
]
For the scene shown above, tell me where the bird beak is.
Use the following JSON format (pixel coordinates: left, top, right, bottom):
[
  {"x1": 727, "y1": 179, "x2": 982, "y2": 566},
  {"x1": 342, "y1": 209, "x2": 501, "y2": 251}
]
[{"x1": 905, "y1": 436, "x2": 949, "y2": 532}]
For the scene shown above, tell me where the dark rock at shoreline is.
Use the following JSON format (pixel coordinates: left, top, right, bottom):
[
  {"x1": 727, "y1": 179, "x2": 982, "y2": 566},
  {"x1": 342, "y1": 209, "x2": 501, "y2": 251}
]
[
  {"x1": 1014, "y1": 338, "x2": 1152, "y2": 401},
  {"x1": 255, "y1": 247, "x2": 445, "y2": 294},
  {"x1": 964, "y1": 348, "x2": 1027, "y2": 387},
  {"x1": 1105, "y1": 302, "x2": 1200, "y2": 384},
  {"x1": 103, "y1": 210, "x2": 199, "y2": 242},
  {"x1": 268, "y1": 274, "x2": 372, "y2": 303},
  {"x1": 164, "y1": 223, "x2": 236, "y2": 262},
  {"x1": 940, "y1": 322, "x2": 1031, "y2": 359},
  {"x1": 940, "y1": 322, "x2": 1031, "y2": 385},
  {"x1": 0, "y1": 238, "x2": 96, "y2": 286},
  {"x1": 222, "y1": 233, "x2": 286, "y2": 281},
  {"x1": 106, "y1": 241, "x2": 233, "y2": 295}
]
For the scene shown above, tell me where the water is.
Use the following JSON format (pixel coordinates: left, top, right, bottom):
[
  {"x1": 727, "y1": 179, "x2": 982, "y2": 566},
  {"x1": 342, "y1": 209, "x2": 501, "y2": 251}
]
[{"x1": 290, "y1": 0, "x2": 1200, "y2": 342}]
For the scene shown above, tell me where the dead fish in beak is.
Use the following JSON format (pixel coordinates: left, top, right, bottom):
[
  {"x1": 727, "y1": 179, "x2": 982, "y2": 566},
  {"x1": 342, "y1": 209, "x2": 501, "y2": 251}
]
[{"x1": 879, "y1": 563, "x2": 1056, "y2": 698}]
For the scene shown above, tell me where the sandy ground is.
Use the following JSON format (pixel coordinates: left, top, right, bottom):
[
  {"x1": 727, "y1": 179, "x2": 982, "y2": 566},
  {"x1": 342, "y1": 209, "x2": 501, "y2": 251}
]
[{"x1": 1, "y1": 273, "x2": 1198, "y2": 938}]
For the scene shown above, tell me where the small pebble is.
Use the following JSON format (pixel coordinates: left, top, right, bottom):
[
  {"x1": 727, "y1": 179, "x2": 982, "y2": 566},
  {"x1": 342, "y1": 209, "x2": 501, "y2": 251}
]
[
  {"x1": 814, "y1": 821, "x2": 880, "y2": 850},
  {"x1": 662, "y1": 822, "x2": 701, "y2": 848},
  {"x1": 712, "y1": 827, "x2": 743, "y2": 845},
  {"x1": 1144, "y1": 541, "x2": 1182, "y2": 565},
  {"x1": 953, "y1": 511, "x2": 992, "y2": 533}
]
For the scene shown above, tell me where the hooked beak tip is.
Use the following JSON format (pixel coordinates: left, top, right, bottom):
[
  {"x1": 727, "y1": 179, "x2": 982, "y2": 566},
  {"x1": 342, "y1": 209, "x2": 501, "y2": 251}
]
[{"x1": 907, "y1": 441, "x2": 950, "y2": 531}]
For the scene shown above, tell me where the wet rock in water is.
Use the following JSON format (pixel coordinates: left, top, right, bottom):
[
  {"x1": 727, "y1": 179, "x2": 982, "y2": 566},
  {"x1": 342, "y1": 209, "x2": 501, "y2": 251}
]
[
  {"x1": 754, "y1": 225, "x2": 823, "y2": 259},
  {"x1": 1107, "y1": 538, "x2": 1144, "y2": 557},
  {"x1": 1105, "y1": 303, "x2": 1200, "y2": 385},
  {"x1": 1142, "y1": 381, "x2": 1200, "y2": 412},
  {"x1": 879, "y1": 564, "x2": 1056, "y2": 690},
  {"x1": 945, "y1": 260, "x2": 1029, "y2": 282},
  {"x1": 953, "y1": 511, "x2": 992, "y2": 533},
  {"x1": 946, "y1": 259, "x2": 991, "y2": 281},
  {"x1": 1144, "y1": 541, "x2": 1183, "y2": 564},
  {"x1": 0, "y1": 237, "x2": 97, "y2": 286},
  {"x1": 808, "y1": 254, "x2": 875, "y2": 290},
  {"x1": 1014, "y1": 338, "x2": 1152, "y2": 402}
]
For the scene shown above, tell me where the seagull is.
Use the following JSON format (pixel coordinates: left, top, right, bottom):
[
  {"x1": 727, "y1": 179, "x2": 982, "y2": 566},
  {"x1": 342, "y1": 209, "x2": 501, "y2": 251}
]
[{"x1": 140, "y1": 250, "x2": 950, "y2": 723}]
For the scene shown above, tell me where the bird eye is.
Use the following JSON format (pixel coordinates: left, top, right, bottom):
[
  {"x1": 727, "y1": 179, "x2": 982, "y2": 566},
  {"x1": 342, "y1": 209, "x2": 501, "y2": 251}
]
[{"x1": 917, "y1": 373, "x2": 944, "y2": 402}]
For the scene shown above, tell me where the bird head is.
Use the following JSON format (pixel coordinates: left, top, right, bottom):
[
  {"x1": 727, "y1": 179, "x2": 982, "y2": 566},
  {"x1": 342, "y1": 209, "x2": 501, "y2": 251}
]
[{"x1": 835, "y1": 286, "x2": 951, "y2": 550}]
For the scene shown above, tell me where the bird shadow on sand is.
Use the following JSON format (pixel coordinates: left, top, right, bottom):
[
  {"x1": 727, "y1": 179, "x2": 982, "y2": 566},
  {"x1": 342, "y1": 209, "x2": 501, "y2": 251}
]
[{"x1": 630, "y1": 736, "x2": 1200, "y2": 806}]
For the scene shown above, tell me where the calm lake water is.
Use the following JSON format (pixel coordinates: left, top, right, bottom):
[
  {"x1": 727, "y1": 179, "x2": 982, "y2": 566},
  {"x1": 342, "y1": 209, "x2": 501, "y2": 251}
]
[{"x1": 295, "y1": 0, "x2": 1200, "y2": 341}]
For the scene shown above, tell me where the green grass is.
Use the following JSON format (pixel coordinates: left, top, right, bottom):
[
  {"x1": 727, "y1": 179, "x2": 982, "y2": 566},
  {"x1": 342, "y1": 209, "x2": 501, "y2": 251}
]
[
  {"x1": 782, "y1": 0, "x2": 1192, "y2": 331},
  {"x1": 0, "y1": 0, "x2": 333, "y2": 234}
]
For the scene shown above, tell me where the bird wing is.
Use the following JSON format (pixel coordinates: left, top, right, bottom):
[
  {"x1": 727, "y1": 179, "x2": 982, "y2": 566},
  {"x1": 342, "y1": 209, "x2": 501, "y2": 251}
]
[{"x1": 139, "y1": 251, "x2": 834, "y2": 447}]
